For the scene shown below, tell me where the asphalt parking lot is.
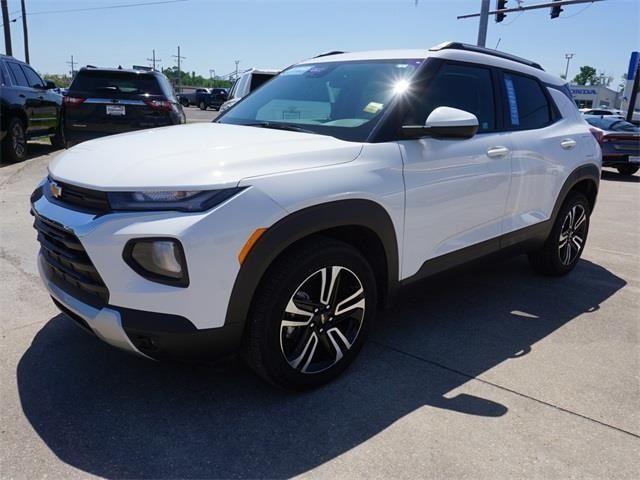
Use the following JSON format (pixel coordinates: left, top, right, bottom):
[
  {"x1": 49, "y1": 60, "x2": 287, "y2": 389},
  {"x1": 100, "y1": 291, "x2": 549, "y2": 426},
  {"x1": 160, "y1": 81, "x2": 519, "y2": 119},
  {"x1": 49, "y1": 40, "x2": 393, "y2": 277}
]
[
  {"x1": 0, "y1": 139, "x2": 638, "y2": 479},
  {"x1": 184, "y1": 105, "x2": 220, "y2": 123}
]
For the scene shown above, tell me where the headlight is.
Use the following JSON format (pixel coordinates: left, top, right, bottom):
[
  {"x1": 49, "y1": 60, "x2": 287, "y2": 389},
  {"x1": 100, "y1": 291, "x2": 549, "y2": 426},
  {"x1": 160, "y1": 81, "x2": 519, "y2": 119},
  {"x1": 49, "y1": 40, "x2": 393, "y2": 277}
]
[{"x1": 107, "y1": 188, "x2": 245, "y2": 212}]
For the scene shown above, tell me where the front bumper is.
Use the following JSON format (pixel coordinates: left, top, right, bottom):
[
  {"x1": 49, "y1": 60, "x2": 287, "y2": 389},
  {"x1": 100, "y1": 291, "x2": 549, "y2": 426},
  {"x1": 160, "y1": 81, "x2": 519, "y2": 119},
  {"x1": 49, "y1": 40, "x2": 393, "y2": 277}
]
[{"x1": 31, "y1": 180, "x2": 287, "y2": 359}]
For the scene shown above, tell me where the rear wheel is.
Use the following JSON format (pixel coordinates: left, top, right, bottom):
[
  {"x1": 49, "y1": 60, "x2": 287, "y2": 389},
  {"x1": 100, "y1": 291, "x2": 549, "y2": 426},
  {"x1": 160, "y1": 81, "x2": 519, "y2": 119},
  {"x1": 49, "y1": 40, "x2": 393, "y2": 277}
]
[
  {"x1": 2, "y1": 117, "x2": 27, "y2": 163},
  {"x1": 243, "y1": 238, "x2": 376, "y2": 390},
  {"x1": 180, "y1": 97, "x2": 189, "y2": 107},
  {"x1": 199, "y1": 101, "x2": 207, "y2": 110},
  {"x1": 617, "y1": 165, "x2": 639, "y2": 176},
  {"x1": 528, "y1": 191, "x2": 590, "y2": 276}
]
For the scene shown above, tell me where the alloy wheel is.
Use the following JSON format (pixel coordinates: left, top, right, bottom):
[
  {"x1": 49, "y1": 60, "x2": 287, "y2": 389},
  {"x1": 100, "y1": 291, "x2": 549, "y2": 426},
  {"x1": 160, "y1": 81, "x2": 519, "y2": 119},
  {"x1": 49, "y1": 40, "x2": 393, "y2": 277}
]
[
  {"x1": 280, "y1": 266, "x2": 365, "y2": 374},
  {"x1": 11, "y1": 122, "x2": 26, "y2": 158},
  {"x1": 558, "y1": 204, "x2": 587, "y2": 266}
]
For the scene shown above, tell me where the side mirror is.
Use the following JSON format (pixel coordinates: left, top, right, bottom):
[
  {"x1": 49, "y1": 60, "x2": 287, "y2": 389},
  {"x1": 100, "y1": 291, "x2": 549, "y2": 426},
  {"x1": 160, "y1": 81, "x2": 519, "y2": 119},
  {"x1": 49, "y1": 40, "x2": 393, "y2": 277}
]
[
  {"x1": 402, "y1": 106, "x2": 479, "y2": 140},
  {"x1": 45, "y1": 80, "x2": 57, "y2": 89}
]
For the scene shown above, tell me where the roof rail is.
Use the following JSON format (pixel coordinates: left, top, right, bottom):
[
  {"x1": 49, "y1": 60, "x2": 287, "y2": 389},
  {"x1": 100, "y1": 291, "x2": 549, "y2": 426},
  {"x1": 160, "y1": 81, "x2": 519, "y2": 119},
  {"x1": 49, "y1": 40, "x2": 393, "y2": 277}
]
[
  {"x1": 429, "y1": 41, "x2": 544, "y2": 71},
  {"x1": 313, "y1": 50, "x2": 346, "y2": 58}
]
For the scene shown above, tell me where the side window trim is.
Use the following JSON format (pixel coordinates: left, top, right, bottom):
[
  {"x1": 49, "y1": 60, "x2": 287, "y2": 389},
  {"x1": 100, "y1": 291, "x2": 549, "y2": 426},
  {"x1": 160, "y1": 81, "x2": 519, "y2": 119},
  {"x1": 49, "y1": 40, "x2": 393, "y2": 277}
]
[{"x1": 498, "y1": 68, "x2": 559, "y2": 132}]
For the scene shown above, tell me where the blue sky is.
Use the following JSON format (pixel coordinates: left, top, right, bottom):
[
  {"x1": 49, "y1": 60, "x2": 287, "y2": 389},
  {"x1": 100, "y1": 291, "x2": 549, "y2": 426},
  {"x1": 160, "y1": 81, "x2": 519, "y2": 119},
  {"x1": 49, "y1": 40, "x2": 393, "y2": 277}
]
[{"x1": 2, "y1": 0, "x2": 639, "y2": 85}]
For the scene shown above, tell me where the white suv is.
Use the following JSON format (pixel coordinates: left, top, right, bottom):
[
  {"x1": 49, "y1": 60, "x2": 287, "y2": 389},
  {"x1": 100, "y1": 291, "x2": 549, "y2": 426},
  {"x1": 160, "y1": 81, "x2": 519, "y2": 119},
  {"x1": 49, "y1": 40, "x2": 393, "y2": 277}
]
[{"x1": 32, "y1": 42, "x2": 601, "y2": 389}]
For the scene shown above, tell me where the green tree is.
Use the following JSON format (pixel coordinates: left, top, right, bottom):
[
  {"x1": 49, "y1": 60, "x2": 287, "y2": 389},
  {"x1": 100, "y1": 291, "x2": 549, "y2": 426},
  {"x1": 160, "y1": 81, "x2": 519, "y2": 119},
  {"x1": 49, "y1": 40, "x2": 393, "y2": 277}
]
[
  {"x1": 43, "y1": 73, "x2": 72, "y2": 88},
  {"x1": 572, "y1": 66, "x2": 598, "y2": 85}
]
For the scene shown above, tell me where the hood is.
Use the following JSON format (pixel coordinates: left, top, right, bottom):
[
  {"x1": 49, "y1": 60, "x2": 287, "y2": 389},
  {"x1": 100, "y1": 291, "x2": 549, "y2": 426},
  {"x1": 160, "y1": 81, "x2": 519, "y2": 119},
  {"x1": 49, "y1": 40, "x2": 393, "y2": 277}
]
[{"x1": 49, "y1": 123, "x2": 363, "y2": 191}]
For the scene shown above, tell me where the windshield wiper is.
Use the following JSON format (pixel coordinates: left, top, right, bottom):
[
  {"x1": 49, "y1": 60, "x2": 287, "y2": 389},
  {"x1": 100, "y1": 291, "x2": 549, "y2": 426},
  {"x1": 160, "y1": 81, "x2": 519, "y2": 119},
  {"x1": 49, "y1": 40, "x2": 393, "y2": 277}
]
[{"x1": 244, "y1": 122, "x2": 314, "y2": 134}]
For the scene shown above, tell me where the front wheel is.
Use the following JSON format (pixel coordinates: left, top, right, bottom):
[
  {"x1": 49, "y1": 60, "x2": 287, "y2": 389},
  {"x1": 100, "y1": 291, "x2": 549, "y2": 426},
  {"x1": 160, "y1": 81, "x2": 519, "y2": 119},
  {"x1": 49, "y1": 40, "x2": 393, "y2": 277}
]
[
  {"x1": 2, "y1": 117, "x2": 27, "y2": 163},
  {"x1": 243, "y1": 238, "x2": 377, "y2": 390},
  {"x1": 199, "y1": 101, "x2": 207, "y2": 110},
  {"x1": 617, "y1": 165, "x2": 639, "y2": 176},
  {"x1": 528, "y1": 191, "x2": 590, "y2": 276}
]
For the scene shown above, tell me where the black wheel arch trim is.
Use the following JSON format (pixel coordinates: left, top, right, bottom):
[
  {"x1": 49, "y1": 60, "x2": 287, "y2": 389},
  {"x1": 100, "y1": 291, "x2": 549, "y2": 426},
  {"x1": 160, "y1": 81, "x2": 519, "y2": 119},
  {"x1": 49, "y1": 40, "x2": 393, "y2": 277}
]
[
  {"x1": 224, "y1": 199, "x2": 400, "y2": 327},
  {"x1": 550, "y1": 163, "x2": 600, "y2": 222}
]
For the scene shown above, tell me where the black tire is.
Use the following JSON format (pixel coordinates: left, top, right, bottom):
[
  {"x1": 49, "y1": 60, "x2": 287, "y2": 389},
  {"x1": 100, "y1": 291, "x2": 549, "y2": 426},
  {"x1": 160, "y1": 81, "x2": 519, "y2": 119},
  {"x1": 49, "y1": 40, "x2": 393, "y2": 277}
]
[
  {"x1": 50, "y1": 121, "x2": 66, "y2": 149},
  {"x1": 528, "y1": 191, "x2": 590, "y2": 276},
  {"x1": 199, "y1": 101, "x2": 207, "y2": 111},
  {"x1": 242, "y1": 237, "x2": 377, "y2": 390},
  {"x1": 1, "y1": 117, "x2": 27, "y2": 163},
  {"x1": 180, "y1": 98, "x2": 189, "y2": 107},
  {"x1": 617, "y1": 165, "x2": 639, "y2": 176}
]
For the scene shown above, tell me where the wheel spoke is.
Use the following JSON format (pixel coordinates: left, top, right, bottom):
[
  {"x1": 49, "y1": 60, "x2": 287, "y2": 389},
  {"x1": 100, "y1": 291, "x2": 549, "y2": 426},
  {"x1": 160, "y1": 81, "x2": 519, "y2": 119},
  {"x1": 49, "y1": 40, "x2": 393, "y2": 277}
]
[
  {"x1": 574, "y1": 208, "x2": 586, "y2": 229},
  {"x1": 320, "y1": 266, "x2": 342, "y2": 305},
  {"x1": 335, "y1": 287, "x2": 364, "y2": 316},
  {"x1": 326, "y1": 327, "x2": 353, "y2": 362},
  {"x1": 571, "y1": 235, "x2": 583, "y2": 251},
  {"x1": 281, "y1": 298, "x2": 314, "y2": 327},
  {"x1": 562, "y1": 243, "x2": 572, "y2": 265},
  {"x1": 290, "y1": 331, "x2": 318, "y2": 371}
]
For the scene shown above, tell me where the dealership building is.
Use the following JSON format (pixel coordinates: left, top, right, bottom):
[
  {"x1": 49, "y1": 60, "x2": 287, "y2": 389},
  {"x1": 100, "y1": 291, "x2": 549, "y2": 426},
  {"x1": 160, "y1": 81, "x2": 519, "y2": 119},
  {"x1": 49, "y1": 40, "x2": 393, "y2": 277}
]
[{"x1": 569, "y1": 84, "x2": 621, "y2": 109}]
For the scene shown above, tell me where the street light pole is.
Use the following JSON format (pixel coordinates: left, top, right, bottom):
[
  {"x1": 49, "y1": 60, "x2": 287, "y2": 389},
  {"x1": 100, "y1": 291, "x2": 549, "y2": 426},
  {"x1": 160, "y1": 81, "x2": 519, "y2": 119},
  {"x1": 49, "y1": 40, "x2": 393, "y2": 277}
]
[
  {"x1": 564, "y1": 53, "x2": 575, "y2": 80},
  {"x1": 477, "y1": 0, "x2": 490, "y2": 47}
]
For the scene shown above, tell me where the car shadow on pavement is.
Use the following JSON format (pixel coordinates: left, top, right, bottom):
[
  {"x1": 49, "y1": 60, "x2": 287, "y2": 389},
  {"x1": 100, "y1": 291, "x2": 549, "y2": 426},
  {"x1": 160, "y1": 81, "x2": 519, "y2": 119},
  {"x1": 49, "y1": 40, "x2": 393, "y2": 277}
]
[
  {"x1": 601, "y1": 170, "x2": 639, "y2": 183},
  {"x1": 16, "y1": 257, "x2": 625, "y2": 479}
]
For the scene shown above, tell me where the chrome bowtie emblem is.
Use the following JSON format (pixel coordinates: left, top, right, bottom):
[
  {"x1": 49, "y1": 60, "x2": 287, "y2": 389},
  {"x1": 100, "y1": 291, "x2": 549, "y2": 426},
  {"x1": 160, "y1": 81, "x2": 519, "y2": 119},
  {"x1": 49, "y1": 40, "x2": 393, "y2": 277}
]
[{"x1": 49, "y1": 181, "x2": 62, "y2": 198}]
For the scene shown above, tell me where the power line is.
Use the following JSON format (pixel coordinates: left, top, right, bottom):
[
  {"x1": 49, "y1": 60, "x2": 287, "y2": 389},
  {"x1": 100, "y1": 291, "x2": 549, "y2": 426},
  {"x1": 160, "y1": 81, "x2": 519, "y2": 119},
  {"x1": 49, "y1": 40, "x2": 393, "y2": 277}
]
[{"x1": 26, "y1": 0, "x2": 188, "y2": 17}]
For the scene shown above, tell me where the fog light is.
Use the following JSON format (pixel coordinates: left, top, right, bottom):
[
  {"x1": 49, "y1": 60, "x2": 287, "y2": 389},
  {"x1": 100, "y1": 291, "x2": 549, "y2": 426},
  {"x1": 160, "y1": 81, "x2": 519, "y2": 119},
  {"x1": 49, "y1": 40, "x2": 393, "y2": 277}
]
[{"x1": 124, "y1": 238, "x2": 189, "y2": 287}]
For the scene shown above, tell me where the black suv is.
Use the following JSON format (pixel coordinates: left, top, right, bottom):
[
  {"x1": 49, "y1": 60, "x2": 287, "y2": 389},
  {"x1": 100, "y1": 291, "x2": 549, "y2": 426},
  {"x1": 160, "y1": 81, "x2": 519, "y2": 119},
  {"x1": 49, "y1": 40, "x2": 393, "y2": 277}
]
[
  {"x1": 64, "y1": 67, "x2": 185, "y2": 145},
  {"x1": 0, "y1": 54, "x2": 63, "y2": 163}
]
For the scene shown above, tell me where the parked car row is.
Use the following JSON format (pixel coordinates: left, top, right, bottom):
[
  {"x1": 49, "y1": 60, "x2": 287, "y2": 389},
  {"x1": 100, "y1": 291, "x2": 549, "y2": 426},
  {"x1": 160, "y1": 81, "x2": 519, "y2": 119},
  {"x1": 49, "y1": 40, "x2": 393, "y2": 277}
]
[{"x1": 1, "y1": 59, "x2": 186, "y2": 162}]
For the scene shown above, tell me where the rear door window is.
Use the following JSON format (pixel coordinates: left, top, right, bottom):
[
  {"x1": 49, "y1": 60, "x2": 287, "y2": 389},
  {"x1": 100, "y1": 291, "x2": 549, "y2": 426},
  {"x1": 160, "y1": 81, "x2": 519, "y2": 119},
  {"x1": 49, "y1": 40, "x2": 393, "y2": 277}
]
[
  {"x1": 502, "y1": 72, "x2": 552, "y2": 130},
  {"x1": 70, "y1": 71, "x2": 163, "y2": 96},
  {"x1": 7, "y1": 62, "x2": 29, "y2": 87},
  {"x1": 21, "y1": 65, "x2": 45, "y2": 88}
]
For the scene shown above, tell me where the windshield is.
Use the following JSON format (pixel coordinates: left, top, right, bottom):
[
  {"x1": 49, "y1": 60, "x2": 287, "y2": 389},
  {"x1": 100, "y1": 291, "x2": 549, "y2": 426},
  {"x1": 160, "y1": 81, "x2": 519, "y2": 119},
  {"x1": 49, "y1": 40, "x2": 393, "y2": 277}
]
[
  {"x1": 218, "y1": 59, "x2": 423, "y2": 141},
  {"x1": 586, "y1": 117, "x2": 640, "y2": 132}
]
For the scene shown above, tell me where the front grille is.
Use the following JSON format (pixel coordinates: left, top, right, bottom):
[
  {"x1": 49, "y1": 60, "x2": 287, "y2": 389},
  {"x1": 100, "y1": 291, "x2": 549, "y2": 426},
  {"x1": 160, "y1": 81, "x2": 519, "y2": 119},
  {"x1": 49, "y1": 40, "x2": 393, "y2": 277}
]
[
  {"x1": 34, "y1": 214, "x2": 109, "y2": 308},
  {"x1": 48, "y1": 178, "x2": 111, "y2": 214}
]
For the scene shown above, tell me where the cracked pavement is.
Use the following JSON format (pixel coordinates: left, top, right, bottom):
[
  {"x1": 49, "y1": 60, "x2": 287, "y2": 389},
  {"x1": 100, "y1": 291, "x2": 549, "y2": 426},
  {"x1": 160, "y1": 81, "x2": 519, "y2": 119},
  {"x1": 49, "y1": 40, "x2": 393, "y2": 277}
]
[{"x1": 1, "y1": 142, "x2": 639, "y2": 479}]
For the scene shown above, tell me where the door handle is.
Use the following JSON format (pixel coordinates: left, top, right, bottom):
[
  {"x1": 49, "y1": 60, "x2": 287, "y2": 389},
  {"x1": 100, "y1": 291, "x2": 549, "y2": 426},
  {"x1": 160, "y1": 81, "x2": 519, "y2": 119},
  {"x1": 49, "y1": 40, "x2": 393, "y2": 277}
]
[
  {"x1": 487, "y1": 146, "x2": 510, "y2": 158},
  {"x1": 560, "y1": 138, "x2": 577, "y2": 149}
]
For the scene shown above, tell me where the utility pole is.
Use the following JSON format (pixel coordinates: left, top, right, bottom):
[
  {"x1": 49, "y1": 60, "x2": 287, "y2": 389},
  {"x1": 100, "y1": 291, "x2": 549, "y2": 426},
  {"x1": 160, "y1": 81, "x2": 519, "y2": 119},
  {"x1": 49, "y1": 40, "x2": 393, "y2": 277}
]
[
  {"x1": 234, "y1": 60, "x2": 239, "y2": 80},
  {"x1": 1, "y1": 0, "x2": 12, "y2": 56},
  {"x1": 66, "y1": 55, "x2": 76, "y2": 77},
  {"x1": 209, "y1": 69, "x2": 215, "y2": 80},
  {"x1": 564, "y1": 53, "x2": 575, "y2": 80},
  {"x1": 172, "y1": 46, "x2": 186, "y2": 91},
  {"x1": 20, "y1": 0, "x2": 28, "y2": 63},
  {"x1": 147, "y1": 49, "x2": 161, "y2": 71},
  {"x1": 477, "y1": 0, "x2": 490, "y2": 47}
]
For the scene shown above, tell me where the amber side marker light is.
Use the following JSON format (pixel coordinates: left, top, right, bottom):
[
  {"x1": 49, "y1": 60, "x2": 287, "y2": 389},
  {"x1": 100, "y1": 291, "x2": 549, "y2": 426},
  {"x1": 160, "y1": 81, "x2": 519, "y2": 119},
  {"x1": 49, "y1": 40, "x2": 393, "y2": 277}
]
[{"x1": 238, "y1": 228, "x2": 267, "y2": 264}]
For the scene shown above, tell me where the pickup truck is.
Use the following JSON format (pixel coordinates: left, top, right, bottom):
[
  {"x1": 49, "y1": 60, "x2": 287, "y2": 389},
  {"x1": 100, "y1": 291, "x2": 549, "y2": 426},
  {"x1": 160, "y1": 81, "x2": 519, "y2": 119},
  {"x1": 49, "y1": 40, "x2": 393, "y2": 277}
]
[{"x1": 177, "y1": 88, "x2": 228, "y2": 110}]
